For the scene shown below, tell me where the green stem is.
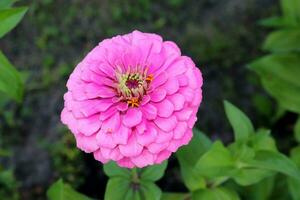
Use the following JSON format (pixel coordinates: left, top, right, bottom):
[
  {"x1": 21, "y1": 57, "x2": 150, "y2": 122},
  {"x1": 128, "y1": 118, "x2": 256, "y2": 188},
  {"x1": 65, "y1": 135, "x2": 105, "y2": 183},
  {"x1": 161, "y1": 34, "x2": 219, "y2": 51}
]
[{"x1": 131, "y1": 168, "x2": 140, "y2": 183}]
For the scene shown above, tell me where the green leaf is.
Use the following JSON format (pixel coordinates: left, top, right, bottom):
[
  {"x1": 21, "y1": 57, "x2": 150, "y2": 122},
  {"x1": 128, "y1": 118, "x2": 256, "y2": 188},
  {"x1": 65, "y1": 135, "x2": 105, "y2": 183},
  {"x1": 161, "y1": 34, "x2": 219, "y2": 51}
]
[
  {"x1": 176, "y1": 129, "x2": 212, "y2": 191},
  {"x1": 245, "y1": 150, "x2": 300, "y2": 181},
  {"x1": 140, "y1": 181, "x2": 162, "y2": 200},
  {"x1": 288, "y1": 146, "x2": 300, "y2": 200},
  {"x1": 249, "y1": 129, "x2": 277, "y2": 152},
  {"x1": 246, "y1": 176, "x2": 275, "y2": 200},
  {"x1": 104, "y1": 177, "x2": 131, "y2": 200},
  {"x1": 0, "y1": 51, "x2": 23, "y2": 102},
  {"x1": 140, "y1": 161, "x2": 167, "y2": 181},
  {"x1": 0, "y1": 7, "x2": 28, "y2": 38},
  {"x1": 229, "y1": 142, "x2": 255, "y2": 162},
  {"x1": 232, "y1": 168, "x2": 274, "y2": 186},
  {"x1": 192, "y1": 187, "x2": 240, "y2": 200},
  {"x1": 280, "y1": 0, "x2": 300, "y2": 26},
  {"x1": 103, "y1": 161, "x2": 131, "y2": 178},
  {"x1": 161, "y1": 192, "x2": 190, "y2": 200},
  {"x1": 0, "y1": 0, "x2": 17, "y2": 9},
  {"x1": 224, "y1": 101, "x2": 254, "y2": 142},
  {"x1": 47, "y1": 179, "x2": 91, "y2": 200},
  {"x1": 250, "y1": 54, "x2": 300, "y2": 114},
  {"x1": 294, "y1": 117, "x2": 300, "y2": 143},
  {"x1": 195, "y1": 141, "x2": 235, "y2": 179},
  {"x1": 263, "y1": 30, "x2": 300, "y2": 52},
  {"x1": 258, "y1": 16, "x2": 290, "y2": 28}
]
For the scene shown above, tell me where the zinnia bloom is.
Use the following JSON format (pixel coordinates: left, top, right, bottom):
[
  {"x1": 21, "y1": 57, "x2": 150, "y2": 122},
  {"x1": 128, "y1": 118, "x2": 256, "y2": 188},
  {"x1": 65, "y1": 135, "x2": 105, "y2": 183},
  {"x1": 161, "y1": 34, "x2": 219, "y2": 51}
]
[{"x1": 61, "y1": 30, "x2": 202, "y2": 168}]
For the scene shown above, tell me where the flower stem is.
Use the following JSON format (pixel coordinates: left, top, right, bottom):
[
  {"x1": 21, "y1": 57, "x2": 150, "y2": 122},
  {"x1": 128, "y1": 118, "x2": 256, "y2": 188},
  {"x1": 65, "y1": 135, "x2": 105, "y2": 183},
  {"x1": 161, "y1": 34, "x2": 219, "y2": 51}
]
[{"x1": 131, "y1": 168, "x2": 140, "y2": 183}]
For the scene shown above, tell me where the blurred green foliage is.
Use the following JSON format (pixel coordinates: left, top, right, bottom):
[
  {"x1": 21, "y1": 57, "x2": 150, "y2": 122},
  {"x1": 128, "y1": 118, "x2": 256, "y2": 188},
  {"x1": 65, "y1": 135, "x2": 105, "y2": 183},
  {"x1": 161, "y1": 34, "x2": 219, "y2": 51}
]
[
  {"x1": 250, "y1": 0, "x2": 300, "y2": 114},
  {"x1": 46, "y1": 130, "x2": 85, "y2": 189}
]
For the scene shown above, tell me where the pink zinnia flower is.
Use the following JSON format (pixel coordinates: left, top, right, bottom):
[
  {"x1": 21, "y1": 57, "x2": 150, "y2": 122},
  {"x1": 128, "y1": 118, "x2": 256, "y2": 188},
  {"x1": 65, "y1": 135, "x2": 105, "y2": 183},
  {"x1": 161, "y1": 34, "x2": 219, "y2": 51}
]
[{"x1": 61, "y1": 30, "x2": 203, "y2": 168}]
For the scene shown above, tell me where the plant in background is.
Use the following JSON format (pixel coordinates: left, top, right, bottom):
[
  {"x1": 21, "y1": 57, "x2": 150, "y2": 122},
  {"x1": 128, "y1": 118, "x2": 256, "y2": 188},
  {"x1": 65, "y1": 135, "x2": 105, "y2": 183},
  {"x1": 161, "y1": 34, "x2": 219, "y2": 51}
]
[
  {"x1": 250, "y1": 0, "x2": 300, "y2": 199},
  {"x1": 0, "y1": 1, "x2": 27, "y2": 199},
  {"x1": 60, "y1": 30, "x2": 203, "y2": 168},
  {"x1": 0, "y1": 0, "x2": 27, "y2": 102}
]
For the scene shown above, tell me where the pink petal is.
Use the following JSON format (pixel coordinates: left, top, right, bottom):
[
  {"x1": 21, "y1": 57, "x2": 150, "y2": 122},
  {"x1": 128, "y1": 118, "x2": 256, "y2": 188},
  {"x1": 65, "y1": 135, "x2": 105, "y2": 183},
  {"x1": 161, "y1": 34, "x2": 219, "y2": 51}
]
[
  {"x1": 177, "y1": 74, "x2": 188, "y2": 86},
  {"x1": 188, "y1": 115, "x2": 197, "y2": 128},
  {"x1": 85, "y1": 83, "x2": 116, "y2": 98},
  {"x1": 119, "y1": 134, "x2": 143, "y2": 157},
  {"x1": 79, "y1": 99, "x2": 114, "y2": 117},
  {"x1": 101, "y1": 112, "x2": 121, "y2": 133},
  {"x1": 117, "y1": 102, "x2": 128, "y2": 111},
  {"x1": 117, "y1": 157, "x2": 135, "y2": 168},
  {"x1": 155, "y1": 150, "x2": 172, "y2": 164},
  {"x1": 61, "y1": 108, "x2": 79, "y2": 134},
  {"x1": 154, "y1": 99, "x2": 174, "y2": 118},
  {"x1": 112, "y1": 124, "x2": 130, "y2": 145},
  {"x1": 166, "y1": 57, "x2": 187, "y2": 77},
  {"x1": 78, "y1": 114, "x2": 101, "y2": 136},
  {"x1": 76, "y1": 133, "x2": 99, "y2": 153},
  {"x1": 173, "y1": 122, "x2": 188, "y2": 139},
  {"x1": 186, "y1": 68, "x2": 199, "y2": 89},
  {"x1": 131, "y1": 149, "x2": 155, "y2": 168},
  {"x1": 110, "y1": 148, "x2": 124, "y2": 161},
  {"x1": 192, "y1": 88, "x2": 202, "y2": 107},
  {"x1": 141, "y1": 95, "x2": 150, "y2": 105},
  {"x1": 168, "y1": 94, "x2": 185, "y2": 111},
  {"x1": 122, "y1": 108, "x2": 142, "y2": 127},
  {"x1": 96, "y1": 129, "x2": 117, "y2": 148},
  {"x1": 93, "y1": 149, "x2": 109, "y2": 163},
  {"x1": 100, "y1": 147, "x2": 112, "y2": 159},
  {"x1": 150, "y1": 72, "x2": 168, "y2": 89},
  {"x1": 147, "y1": 141, "x2": 169, "y2": 154},
  {"x1": 156, "y1": 129, "x2": 173, "y2": 143},
  {"x1": 179, "y1": 87, "x2": 194, "y2": 103},
  {"x1": 136, "y1": 120, "x2": 146, "y2": 134},
  {"x1": 150, "y1": 88, "x2": 167, "y2": 102},
  {"x1": 141, "y1": 103, "x2": 157, "y2": 120},
  {"x1": 181, "y1": 129, "x2": 193, "y2": 145},
  {"x1": 175, "y1": 108, "x2": 193, "y2": 121},
  {"x1": 161, "y1": 77, "x2": 179, "y2": 95},
  {"x1": 99, "y1": 106, "x2": 118, "y2": 121},
  {"x1": 154, "y1": 116, "x2": 177, "y2": 132},
  {"x1": 136, "y1": 124, "x2": 157, "y2": 146}
]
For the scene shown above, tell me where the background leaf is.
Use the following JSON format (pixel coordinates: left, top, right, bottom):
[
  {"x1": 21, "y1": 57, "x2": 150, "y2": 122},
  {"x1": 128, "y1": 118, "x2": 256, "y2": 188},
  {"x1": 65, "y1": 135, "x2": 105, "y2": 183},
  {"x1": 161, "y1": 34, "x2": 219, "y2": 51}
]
[
  {"x1": 224, "y1": 101, "x2": 254, "y2": 142},
  {"x1": 294, "y1": 117, "x2": 300, "y2": 143},
  {"x1": 103, "y1": 161, "x2": 131, "y2": 178},
  {"x1": 245, "y1": 150, "x2": 300, "y2": 181},
  {"x1": 192, "y1": 187, "x2": 240, "y2": 200},
  {"x1": 288, "y1": 146, "x2": 300, "y2": 200},
  {"x1": 140, "y1": 161, "x2": 168, "y2": 181},
  {"x1": 263, "y1": 30, "x2": 300, "y2": 52},
  {"x1": 250, "y1": 54, "x2": 300, "y2": 114},
  {"x1": 104, "y1": 177, "x2": 131, "y2": 200},
  {"x1": 0, "y1": 50, "x2": 23, "y2": 102},
  {"x1": 0, "y1": 0, "x2": 17, "y2": 9},
  {"x1": 47, "y1": 179, "x2": 91, "y2": 200},
  {"x1": 280, "y1": 0, "x2": 300, "y2": 26},
  {"x1": 244, "y1": 176, "x2": 275, "y2": 200},
  {"x1": 0, "y1": 7, "x2": 28, "y2": 38},
  {"x1": 195, "y1": 141, "x2": 235, "y2": 179},
  {"x1": 140, "y1": 181, "x2": 162, "y2": 200},
  {"x1": 176, "y1": 129, "x2": 212, "y2": 191}
]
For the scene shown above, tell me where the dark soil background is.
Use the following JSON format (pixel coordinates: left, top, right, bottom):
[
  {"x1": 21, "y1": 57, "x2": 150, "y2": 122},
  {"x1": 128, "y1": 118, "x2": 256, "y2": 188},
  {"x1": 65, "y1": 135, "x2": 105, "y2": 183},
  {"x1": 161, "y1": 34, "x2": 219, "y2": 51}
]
[{"x1": 1, "y1": 0, "x2": 292, "y2": 199}]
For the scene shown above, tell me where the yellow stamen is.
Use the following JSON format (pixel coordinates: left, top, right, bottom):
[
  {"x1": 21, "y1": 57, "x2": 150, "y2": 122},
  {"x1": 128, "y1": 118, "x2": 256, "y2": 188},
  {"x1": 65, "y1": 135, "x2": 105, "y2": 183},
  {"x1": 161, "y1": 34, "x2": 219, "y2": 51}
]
[
  {"x1": 146, "y1": 74, "x2": 154, "y2": 82},
  {"x1": 127, "y1": 97, "x2": 139, "y2": 107}
]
